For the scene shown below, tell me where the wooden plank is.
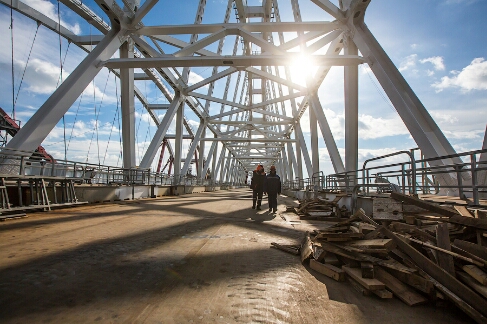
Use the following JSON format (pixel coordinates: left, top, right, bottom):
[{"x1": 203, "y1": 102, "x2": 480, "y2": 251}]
[
  {"x1": 313, "y1": 246, "x2": 326, "y2": 261},
  {"x1": 363, "y1": 228, "x2": 381, "y2": 240},
  {"x1": 384, "y1": 267, "x2": 435, "y2": 295},
  {"x1": 323, "y1": 253, "x2": 340, "y2": 266},
  {"x1": 462, "y1": 265, "x2": 487, "y2": 285},
  {"x1": 397, "y1": 234, "x2": 484, "y2": 267},
  {"x1": 418, "y1": 269, "x2": 487, "y2": 324},
  {"x1": 380, "y1": 227, "x2": 487, "y2": 318},
  {"x1": 300, "y1": 232, "x2": 313, "y2": 263},
  {"x1": 449, "y1": 215, "x2": 487, "y2": 231},
  {"x1": 348, "y1": 276, "x2": 371, "y2": 296},
  {"x1": 453, "y1": 239, "x2": 487, "y2": 261},
  {"x1": 346, "y1": 239, "x2": 395, "y2": 250},
  {"x1": 320, "y1": 226, "x2": 350, "y2": 232},
  {"x1": 310, "y1": 259, "x2": 346, "y2": 282},
  {"x1": 375, "y1": 266, "x2": 428, "y2": 306},
  {"x1": 317, "y1": 241, "x2": 417, "y2": 274},
  {"x1": 359, "y1": 222, "x2": 376, "y2": 233},
  {"x1": 457, "y1": 271, "x2": 487, "y2": 299},
  {"x1": 372, "y1": 289, "x2": 393, "y2": 299},
  {"x1": 342, "y1": 265, "x2": 385, "y2": 291},
  {"x1": 390, "y1": 192, "x2": 458, "y2": 217},
  {"x1": 390, "y1": 222, "x2": 437, "y2": 242},
  {"x1": 436, "y1": 223, "x2": 455, "y2": 276},
  {"x1": 361, "y1": 262, "x2": 374, "y2": 279},
  {"x1": 356, "y1": 208, "x2": 380, "y2": 228},
  {"x1": 271, "y1": 242, "x2": 300, "y2": 255},
  {"x1": 455, "y1": 205, "x2": 473, "y2": 217},
  {"x1": 316, "y1": 232, "x2": 364, "y2": 239}
]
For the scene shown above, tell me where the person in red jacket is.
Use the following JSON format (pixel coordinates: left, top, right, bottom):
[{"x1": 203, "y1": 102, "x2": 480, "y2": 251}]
[
  {"x1": 263, "y1": 165, "x2": 281, "y2": 213},
  {"x1": 250, "y1": 164, "x2": 265, "y2": 210}
]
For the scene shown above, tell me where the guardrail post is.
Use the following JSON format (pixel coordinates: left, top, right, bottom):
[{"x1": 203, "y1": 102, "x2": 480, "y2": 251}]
[{"x1": 471, "y1": 153, "x2": 479, "y2": 205}]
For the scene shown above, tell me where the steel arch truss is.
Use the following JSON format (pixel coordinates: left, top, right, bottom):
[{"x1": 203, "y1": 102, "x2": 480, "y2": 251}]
[{"x1": 2, "y1": 0, "x2": 460, "y2": 188}]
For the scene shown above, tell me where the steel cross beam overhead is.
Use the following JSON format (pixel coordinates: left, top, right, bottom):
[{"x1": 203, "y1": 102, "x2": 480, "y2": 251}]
[{"x1": 1, "y1": 0, "x2": 464, "y2": 190}]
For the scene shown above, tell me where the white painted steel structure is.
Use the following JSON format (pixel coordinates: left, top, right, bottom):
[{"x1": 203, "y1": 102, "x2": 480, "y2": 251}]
[{"x1": 1, "y1": 0, "x2": 467, "y2": 189}]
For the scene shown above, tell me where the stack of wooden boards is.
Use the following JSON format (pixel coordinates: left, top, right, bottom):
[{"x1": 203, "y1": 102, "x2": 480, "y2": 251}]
[
  {"x1": 275, "y1": 192, "x2": 487, "y2": 323},
  {"x1": 291, "y1": 195, "x2": 350, "y2": 221}
]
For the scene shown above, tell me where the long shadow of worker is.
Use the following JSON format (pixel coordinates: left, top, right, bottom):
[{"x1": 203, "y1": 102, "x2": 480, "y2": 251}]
[{"x1": 250, "y1": 209, "x2": 277, "y2": 223}]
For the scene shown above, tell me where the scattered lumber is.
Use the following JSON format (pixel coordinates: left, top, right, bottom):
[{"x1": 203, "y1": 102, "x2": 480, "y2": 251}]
[
  {"x1": 390, "y1": 192, "x2": 458, "y2": 217},
  {"x1": 342, "y1": 265, "x2": 385, "y2": 291},
  {"x1": 436, "y1": 223, "x2": 455, "y2": 276},
  {"x1": 375, "y1": 266, "x2": 428, "y2": 306},
  {"x1": 288, "y1": 193, "x2": 487, "y2": 323},
  {"x1": 380, "y1": 227, "x2": 487, "y2": 318},
  {"x1": 462, "y1": 265, "x2": 487, "y2": 285},
  {"x1": 300, "y1": 231, "x2": 313, "y2": 263},
  {"x1": 310, "y1": 259, "x2": 345, "y2": 282},
  {"x1": 271, "y1": 242, "x2": 300, "y2": 255},
  {"x1": 294, "y1": 197, "x2": 351, "y2": 220}
]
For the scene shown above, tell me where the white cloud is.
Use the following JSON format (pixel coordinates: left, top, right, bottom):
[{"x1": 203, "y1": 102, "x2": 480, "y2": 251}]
[
  {"x1": 433, "y1": 58, "x2": 487, "y2": 92},
  {"x1": 399, "y1": 54, "x2": 417, "y2": 72},
  {"x1": 187, "y1": 71, "x2": 209, "y2": 89},
  {"x1": 420, "y1": 56, "x2": 445, "y2": 71},
  {"x1": 23, "y1": 0, "x2": 81, "y2": 35}
]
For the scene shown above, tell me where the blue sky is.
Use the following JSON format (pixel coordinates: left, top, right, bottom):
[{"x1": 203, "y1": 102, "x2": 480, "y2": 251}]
[{"x1": 0, "y1": 0, "x2": 486, "y2": 177}]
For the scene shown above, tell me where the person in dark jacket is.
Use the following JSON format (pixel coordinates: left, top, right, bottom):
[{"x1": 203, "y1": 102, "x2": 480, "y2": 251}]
[
  {"x1": 250, "y1": 164, "x2": 265, "y2": 210},
  {"x1": 263, "y1": 165, "x2": 281, "y2": 213}
]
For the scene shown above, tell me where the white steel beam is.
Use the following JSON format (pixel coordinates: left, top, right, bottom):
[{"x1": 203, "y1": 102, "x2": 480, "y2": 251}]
[
  {"x1": 136, "y1": 22, "x2": 338, "y2": 36},
  {"x1": 344, "y1": 38, "x2": 358, "y2": 181},
  {"x1": 310, "y1": 0, "x2": 345, "y2": 20},
  {"x1": 181, "y1": 120, "x2": 207, "y2": 176},
  {"x1": 139, "y1": 93, "x2": 184, "y2": 168},
  {"x1": 309, "y1": 106, "x2": 320, "y2": 176},
  {"x1": 351, "y1": 16, "x2": 462, "y2": 191},
  {"x1": 186, "y1": 68, "x2": 237, "y2": 92},
  {"x1": 6, "y1": 27, "x2": 126, "y2": 152},
  {"x1": 173, "y1": 102, "x2": 185, "y2": 180},
  {"x1": 201, "y1": 141, "x2": 217, "y2": 180},
  {"x1": 120, "y1": 40, "x2": 136, "y2": 168},
  {"x1": 308, "y1": 93, "x2": 345, "y2": 173},
  {"x1": 102, "y1": 54, "x2": 364, "y2": 69},
  {"x1": 295, "y1": 124, "x2": 313, "y2": 178}
]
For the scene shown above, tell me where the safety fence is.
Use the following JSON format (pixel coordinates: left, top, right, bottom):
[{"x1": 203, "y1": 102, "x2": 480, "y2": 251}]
[
  {"x1": 0, "y1": 147, "x2": 227, "y2": 187},
  {"x1": 283, "y1": 148, "x2": 487, "y2": 205}
]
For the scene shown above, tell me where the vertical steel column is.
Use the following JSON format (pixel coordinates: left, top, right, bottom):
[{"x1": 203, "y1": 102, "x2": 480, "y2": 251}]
[
  {"x1": 211, "y1": 140, "x2": 218, "y2": 181},
  {"x1": 214, "y1": 146, "x2": 225, "y2": 182},
  {"x1": 344, "y1": 37, "x2": 359, "y2": 184},
  {"x1": 173, "y1": 103, "x2": 184, "y2": 182},
  {"x1": 197, "y1": 126, "x2": 206, "y2": 178},
  {"x1": 309, "y1": 107, "x2": 319, "y2": 175},
  {"x1": 120, "y1": 39, "x2": 136, "y2": 168}
]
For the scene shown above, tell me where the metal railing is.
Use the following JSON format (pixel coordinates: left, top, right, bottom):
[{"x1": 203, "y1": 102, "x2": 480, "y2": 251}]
[
  {"x1": 282, "y1": 148, "x2": 487, "y2": 205},
  {"x1": 0, "y1": 147, "x2": 248, "y2": 188}
]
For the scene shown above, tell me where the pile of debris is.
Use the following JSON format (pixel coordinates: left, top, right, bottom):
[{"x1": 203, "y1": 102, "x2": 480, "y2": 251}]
[
  {"x1": 273, "y1": 192, "x2": 487, "y2": 323},
  {"x1": 291, "y1": 195, "x2": 350, "y2": 221}
]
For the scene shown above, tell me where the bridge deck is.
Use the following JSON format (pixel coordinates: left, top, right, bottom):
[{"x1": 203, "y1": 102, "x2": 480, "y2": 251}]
[{"x1": 0, "y1": 189, "x2": 471, "y2": 323}]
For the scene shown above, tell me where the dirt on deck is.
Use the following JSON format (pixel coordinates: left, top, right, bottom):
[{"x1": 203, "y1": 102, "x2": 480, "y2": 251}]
[{"x1": 0, "y1": 189, "x2": 471, "y2": 323}]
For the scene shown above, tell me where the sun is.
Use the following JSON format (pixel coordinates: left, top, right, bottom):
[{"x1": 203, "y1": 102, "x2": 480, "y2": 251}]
[{"x1": 289, "y1": 54, "x2": 316, "y2": 87}]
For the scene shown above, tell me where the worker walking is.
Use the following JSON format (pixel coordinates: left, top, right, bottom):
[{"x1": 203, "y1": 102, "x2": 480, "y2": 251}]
[
  {"x1": 250, "y1": 165, "x2": 265, "y2": 210},
  {"x1": 264, "y1": 165, "x2": 281, "y2": 213}
]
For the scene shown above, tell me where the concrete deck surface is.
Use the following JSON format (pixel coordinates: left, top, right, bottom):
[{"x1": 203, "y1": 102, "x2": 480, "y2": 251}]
[{"x1": 0, "y1": 189, "x2": 472, "y2": 323}]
